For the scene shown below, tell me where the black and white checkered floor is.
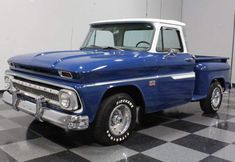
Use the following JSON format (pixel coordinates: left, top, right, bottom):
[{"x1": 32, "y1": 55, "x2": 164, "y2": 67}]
[{"x1": 0, "y1": 89, "x2": 235, "y2": 162}]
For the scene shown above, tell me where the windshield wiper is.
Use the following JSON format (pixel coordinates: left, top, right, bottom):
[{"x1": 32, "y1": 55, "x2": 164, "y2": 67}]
[
  {"x1": 80, "y1": 45, "x2": 103, "y2": 50},
  {"x1": 102, "y1": 46, "x2": 124, "y2": 51},
  {"x1": 81, "y1": 45, "x2": 124, "y2": 51}
]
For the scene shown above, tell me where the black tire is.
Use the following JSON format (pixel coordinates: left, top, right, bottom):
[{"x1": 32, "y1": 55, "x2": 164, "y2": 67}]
[
  {"x1": 200, "y1": 81, "x2": 223, "y2": 114},
  {"x1": 93, "y1": 93, "x2": 136, "y2": 145}
]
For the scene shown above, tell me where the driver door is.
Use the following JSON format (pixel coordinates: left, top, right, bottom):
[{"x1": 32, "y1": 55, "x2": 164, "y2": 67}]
[{"x1": 154, "y1": 26, "x2": 195, "y2": 109}]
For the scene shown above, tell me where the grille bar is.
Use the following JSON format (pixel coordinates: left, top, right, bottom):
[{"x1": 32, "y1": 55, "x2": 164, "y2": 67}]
[
  {"x1": 12, "y1": 78, "x2": 60, "y2": 104},
  {"x1": 12, "y1": 79, "x2": 59, "y2": 95}
]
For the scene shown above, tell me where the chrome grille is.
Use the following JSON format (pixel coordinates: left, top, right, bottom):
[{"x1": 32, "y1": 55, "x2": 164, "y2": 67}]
[
  {"x1": 11, "y1": 78, "x2": 60, "y2": 105},
  {"x1": 5, "y1": 70, "x2": 83, "y2": 112},
  {"x1": 13, "y1": 82, "x2": 59, "y2": 101}
]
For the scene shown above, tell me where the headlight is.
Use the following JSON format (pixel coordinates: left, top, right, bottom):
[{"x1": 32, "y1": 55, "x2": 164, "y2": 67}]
[
  {"x1": 59, "y1": 89, "x2": 78, "y2": 110},
  {"x1": 4, "y1": 75, "x2": 12, "y2": 90}
]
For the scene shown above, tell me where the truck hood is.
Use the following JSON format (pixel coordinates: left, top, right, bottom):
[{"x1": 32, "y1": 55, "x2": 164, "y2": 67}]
[{"x1": 8, "y1": 50, "x2": 149, "y2": 74}]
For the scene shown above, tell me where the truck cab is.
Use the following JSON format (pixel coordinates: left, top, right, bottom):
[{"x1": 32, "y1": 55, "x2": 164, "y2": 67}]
[{"x1": 3, "y1": 19, "x2": 231, "y2": 145}]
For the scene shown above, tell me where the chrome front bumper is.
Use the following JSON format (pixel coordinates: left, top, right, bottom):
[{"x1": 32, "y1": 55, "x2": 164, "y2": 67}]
[{"x1": 3, "y1": 91, "x2": 89, "y2": 131}]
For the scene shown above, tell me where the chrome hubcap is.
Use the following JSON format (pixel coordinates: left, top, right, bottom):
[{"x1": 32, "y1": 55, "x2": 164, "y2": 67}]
[
  {"x1": 109, "y1": 104, "x2": 132, "y2": 136},
  {"x1": 211, "y1": 87, "x2": 222, "y2": 110}
]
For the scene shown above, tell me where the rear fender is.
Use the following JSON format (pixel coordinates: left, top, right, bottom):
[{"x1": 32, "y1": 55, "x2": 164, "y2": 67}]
[{"x1": 193, "y1": 62, "x2": 230, "y2": 100}]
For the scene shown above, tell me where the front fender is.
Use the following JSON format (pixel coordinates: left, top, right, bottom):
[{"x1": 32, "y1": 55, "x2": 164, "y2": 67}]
[{"x1": 76, "y1": 83, "x2": 145, "y2": 123}]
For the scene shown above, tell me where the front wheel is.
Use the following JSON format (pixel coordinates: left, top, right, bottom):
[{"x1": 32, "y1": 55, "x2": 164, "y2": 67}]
[
  {"x1": 200, "y1": 81, "x2": 223, "y2": 114},
  {"x1": 93, "y1": 93, "x2": 136, "y2": 145}
]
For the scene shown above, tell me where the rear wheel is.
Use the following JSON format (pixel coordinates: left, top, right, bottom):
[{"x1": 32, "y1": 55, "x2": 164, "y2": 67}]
[
  {"x1": 200, "y1": 81, "x2": 223, "y2": 114},
  {"x1": 93, "y1": 93, "x2": 136, "y2": 145}
]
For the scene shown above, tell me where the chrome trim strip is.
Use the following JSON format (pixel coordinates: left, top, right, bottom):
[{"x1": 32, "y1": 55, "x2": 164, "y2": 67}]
[
  {"x1": 85, "y1": 76, "x2": 159, "y2": 87},
  {"x1": 5, "y1": 70, "x2": 83, "y2": 113},
  {"x1": 84, "y1": 72, "x2": 195, "y2": 87},
  {"x1": 171, "y1": 73, "x2": 195, "y2": 80}
]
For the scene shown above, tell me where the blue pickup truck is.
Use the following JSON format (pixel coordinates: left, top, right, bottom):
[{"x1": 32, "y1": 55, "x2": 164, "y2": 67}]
[{"x1": 3, "y1": 19, "x2": 231, "y2": 145}]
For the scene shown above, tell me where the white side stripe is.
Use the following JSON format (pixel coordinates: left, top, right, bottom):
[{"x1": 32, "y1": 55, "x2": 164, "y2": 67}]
[{"x1": 84, "y1": 72, "x2": 195, "y2": 87}]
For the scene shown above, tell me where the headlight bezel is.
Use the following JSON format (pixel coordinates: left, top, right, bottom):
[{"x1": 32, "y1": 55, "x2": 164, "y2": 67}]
[
  {"x1": 4, "y1": 75, "x2": 13, "y2": 90},
  {"x1": 59, "y1": 89, "x2": 79, "y2": 111}
]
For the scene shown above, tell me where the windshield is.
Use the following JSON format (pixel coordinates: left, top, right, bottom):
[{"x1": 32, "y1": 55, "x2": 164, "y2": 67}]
[{"x1": 82, "y1": 23, "x2": 155, "y2": 51}]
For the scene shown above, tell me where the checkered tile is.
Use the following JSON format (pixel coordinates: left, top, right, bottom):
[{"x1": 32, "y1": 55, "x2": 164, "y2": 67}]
[{"x1": 0, "y1": 89, "x2": 234, "y2": 162}]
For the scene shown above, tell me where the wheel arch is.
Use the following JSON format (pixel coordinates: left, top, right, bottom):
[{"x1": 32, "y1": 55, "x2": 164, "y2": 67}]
[
  {"x1": 91, "y1": 84, "x2": 146, "y2": 125},
  {"x1": 101, "y1": 85, "x2": 145, "y2": 110},
  {"x1": 211, "y1": 77, "x2": 225, "y2": 90}
]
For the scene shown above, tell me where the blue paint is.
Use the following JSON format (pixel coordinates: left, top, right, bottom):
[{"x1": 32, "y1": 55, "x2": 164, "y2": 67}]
[{"x1": 7, "y1": 49, "x2": 230, "y2": 122}]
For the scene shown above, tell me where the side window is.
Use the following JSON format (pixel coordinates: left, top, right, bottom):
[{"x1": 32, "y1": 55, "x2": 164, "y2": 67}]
[{"x1": 156, "y1": 27, "x2": 183, "y2": 52}]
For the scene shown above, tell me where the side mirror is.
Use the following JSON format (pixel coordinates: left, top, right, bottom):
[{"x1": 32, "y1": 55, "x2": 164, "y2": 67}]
[
  {"x1": 163, "y1": 49, "x2": 177, "y2": 59},
  {"x1": 168, "y1": 49, "x2": 177, "y2": 55}
]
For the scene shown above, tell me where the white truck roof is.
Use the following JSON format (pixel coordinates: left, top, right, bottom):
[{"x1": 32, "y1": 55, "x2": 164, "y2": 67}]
[{"x1": 91, "y1": 18, "x2": 185, "y2": 26}]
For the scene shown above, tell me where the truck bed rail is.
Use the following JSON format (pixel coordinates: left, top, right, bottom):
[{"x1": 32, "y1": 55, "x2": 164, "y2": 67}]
[{"x1": 195, "y1": 55, "x2": 229, "y2": 63}]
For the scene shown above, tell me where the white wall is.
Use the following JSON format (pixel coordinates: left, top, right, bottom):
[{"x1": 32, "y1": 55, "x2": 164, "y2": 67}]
[
  {"x1": 233, "y1": 29, "x2": 235, "y2": 84},
  {"x1": 161, "y1": 0, "x2": 182, "y2": 21},
  {"x1": 147, "y1": 0, "x2": 161, "y2": 18},
  {"x1": 0, "y1": 0, "x2": 182, "y2": 89},
  {"x1": 147, "y1": 0, "x2": 182, "y2": 21},
  {"x1": 182, "y1": 0, "x2": 235, "y2": 83}
]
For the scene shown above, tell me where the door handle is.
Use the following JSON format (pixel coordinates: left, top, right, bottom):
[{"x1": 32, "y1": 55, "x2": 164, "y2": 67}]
[{"x1": 184, "y1": 58, "x2": 194, "y2": 62}]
